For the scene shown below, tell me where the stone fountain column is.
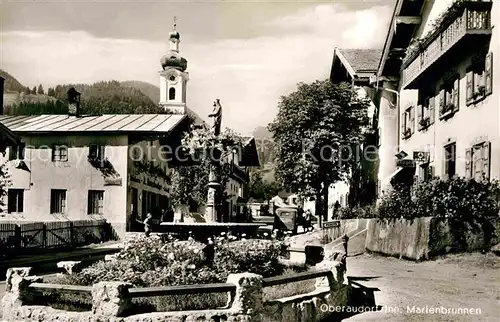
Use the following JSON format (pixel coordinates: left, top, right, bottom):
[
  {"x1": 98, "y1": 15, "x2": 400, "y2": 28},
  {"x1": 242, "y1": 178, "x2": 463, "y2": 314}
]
[{"x1": 205, "y1": 165, "x2": 221, "y2": 223}]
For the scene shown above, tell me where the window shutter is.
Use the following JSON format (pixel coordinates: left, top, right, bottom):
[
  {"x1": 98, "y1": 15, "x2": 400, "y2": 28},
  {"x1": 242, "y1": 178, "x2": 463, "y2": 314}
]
[
  {"x1": 465, "y1": 148, "x2": 473, "y2": 179},
  {"x1": 429, "y1": 97, "x2": 435, "y2": 124},
  {"x1": 482, "y1": 141, "x2": 491, "y2": 180},
  {"x1": 417, "y1": 105, "x2": 422, "y2": 131},
  {"x1": 485, "y1": 52, "x2": 493, "y2": 96},
  {"x1": 466, "y1": 70, "x2": 474, "y2": 102},
  {"x1": 452, "y1": 78, "x2": 459, "y2": 111},
  {"x1": 401, "y1": 112, "x2": 405, "y2": 136},
  {"x1": 439, "y1": 89, "x2": 445, "y2": 112},
  {"x1": 410, "y1": 107, "x2": 415, "y2": 134}
]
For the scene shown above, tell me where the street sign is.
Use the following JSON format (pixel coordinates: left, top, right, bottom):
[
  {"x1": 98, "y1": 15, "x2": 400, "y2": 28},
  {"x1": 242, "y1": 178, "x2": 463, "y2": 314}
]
[
  {"x1": 413, "y1": 151, "x2": 430, "y2": 163},
  {"x1": 396, "y1": 159, "x2": 416, "y2": 168},
  {"x1": 322, "y1": 221, "x2": 340, "y2": 229}
]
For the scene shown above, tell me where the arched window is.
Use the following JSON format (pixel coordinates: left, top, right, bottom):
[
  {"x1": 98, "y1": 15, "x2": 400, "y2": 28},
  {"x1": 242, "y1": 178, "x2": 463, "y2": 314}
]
[{"x1": 169, "y1": 87, "x2": 176, "y2": 100}]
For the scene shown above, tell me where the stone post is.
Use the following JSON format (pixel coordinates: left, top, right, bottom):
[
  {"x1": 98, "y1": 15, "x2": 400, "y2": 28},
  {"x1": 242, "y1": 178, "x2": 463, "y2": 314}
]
[
  {"x1": 57, "y1": 261, "x2": 82, "y2": 275},
  {"x1": 314, "y1": 253, "x2": 346, "y2": 291},
  {"x1": 226, "y1": 273, "x2": 263, "y2": 320},
  {"x1": 1, "y1": 267, "x2": 41, "y2": 320},
  {"x1": 91, "y1": 281, "x2": 132, "y2": 318}
]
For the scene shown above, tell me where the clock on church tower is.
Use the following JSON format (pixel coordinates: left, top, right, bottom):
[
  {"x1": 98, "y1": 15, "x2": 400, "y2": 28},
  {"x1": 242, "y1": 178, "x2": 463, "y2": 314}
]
[{"x1": 159, "y1": 18, "x2": 189, "y2": 114}]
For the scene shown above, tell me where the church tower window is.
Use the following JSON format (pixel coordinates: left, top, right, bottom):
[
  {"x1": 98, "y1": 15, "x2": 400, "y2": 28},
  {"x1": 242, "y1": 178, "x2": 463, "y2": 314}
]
[{"x1": 169, "y1": 87, "x2": 176, "y2": 100}]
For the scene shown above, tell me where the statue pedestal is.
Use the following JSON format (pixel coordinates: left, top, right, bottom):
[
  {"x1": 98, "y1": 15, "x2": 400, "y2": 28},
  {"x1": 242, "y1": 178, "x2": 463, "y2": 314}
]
[{"x1": 204, "y1": 181, "x2": 221, "y2": 223}]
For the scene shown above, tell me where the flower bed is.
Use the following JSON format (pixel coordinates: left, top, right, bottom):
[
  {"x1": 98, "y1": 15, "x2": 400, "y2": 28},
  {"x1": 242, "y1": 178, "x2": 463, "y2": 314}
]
[{"x1": 40, "y1": 234, "x2": 313, "y2": 312}]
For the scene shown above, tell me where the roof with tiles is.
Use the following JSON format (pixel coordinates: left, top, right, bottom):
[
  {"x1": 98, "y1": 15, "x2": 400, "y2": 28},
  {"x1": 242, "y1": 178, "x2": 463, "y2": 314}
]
[
  {"x1": 337, "y1": 49, "x2": 383, "y2": 72},
  {"x1": 0, "y1": 114, "x2": 186, "y2": 133}
]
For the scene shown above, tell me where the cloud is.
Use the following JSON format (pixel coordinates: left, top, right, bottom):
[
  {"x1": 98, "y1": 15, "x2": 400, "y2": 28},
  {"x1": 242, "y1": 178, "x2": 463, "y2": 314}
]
[{"x1": 1, "y1": 3, "x2": 392, "y2": 135}]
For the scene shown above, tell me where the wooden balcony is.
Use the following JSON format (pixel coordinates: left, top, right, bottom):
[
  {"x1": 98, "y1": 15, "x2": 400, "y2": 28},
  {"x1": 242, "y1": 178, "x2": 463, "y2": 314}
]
[{"x1": 402, "y1": 1, "x2": 492, "y2": 89}]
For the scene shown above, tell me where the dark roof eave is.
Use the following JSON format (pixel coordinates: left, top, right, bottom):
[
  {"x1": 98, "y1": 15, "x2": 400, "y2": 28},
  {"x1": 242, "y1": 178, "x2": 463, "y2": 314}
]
[{"x1": 377, "y1": 0, "x2": 426, "y2": 77}]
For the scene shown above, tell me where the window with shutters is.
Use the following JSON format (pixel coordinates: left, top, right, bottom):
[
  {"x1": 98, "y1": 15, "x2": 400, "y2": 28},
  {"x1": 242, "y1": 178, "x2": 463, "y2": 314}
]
[
  {"x1": 417, "y1": 91, "x2": 434, "y2": 131},
  {"x1": 7, "y1": 189, "x2": 24, "y2": 213},
  {"x1": 467, "y1": 53, "x2": 493, "y2": 105},
  {"x1": 52, "y1": 145, "x2": 68, "y2": 162},
  {"x1": 444, "y1": 143, "x2": 456, "y2": 179},
  {"x1": 439, "y1": 77, "x2": 459, "y2": 119},
  {"x1": 88, "y1": 190, "x2": 104, "y2": 215},
  {"x1": 50, "y1": 189, "x2": 66, "y2": 214},
  {"x1": 465, "y1": 142, "x2": 490, "y2": 182},
  {"x1": 402, "y1": 106, "x2": 414, "y2": 139},
  {"x1": 89, "y1": 145, "x2": 105, "y2": 162},
  {"x1": 8, "y1": 143, "x2": 25, "y2": 161}
]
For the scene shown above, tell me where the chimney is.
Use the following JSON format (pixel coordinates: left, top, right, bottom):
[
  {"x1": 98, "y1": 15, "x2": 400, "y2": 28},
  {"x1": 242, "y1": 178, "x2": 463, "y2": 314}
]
[
  {"x1": 0, "y1": 76, "x2": 4, "y2": 115},
  {"x1": 67, "y1": 87, "x2": 81, "y2": 116}
]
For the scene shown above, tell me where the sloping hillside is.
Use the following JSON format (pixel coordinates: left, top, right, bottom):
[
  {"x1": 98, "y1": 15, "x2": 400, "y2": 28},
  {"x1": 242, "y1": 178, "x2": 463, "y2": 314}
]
[
  {"x1": 121, "y1": 80, "x2": 160, "y2": 103},
  {"x1": 0, "y1": 69, "x2": 25, "y2": 93}
]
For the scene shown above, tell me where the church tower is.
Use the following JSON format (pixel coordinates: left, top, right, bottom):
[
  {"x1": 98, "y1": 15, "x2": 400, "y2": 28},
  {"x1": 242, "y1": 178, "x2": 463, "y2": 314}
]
[{"x1": 159, "y1": 18, "x2": 189, "y2": 114}]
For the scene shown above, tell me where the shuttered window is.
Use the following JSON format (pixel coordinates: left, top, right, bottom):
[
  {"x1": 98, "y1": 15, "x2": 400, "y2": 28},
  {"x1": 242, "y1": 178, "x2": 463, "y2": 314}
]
[
  {"x1": 467, "y1": 52, "x2": 493, "y2": 104},
  {"x1": 444, "y1": 143, "x2": 456, "y2": 179},
  {"x1": 50, "y1": 189, "x2": 66, "y2": 214},
  {"x1": 8, "y1": 144, "x2": 25, "y2": 161},
  {"x1": 7, "y1": 189, "x2": 24, "y2": 213},
  {"x1": 52, "y1": 145, "x2": 68, "y2": 162},
  {"x1": 468, "y1": 142, "x2": 491, "y2": 181},
  {"x1": 88, "y1": 190, "x2": 104, "y2": 215}
]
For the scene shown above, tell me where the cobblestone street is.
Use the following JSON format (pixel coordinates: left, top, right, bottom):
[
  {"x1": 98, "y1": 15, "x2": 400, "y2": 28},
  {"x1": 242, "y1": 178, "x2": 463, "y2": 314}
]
[{"x1": 344, "y1": 253, "x2": 500, "y2": 321}]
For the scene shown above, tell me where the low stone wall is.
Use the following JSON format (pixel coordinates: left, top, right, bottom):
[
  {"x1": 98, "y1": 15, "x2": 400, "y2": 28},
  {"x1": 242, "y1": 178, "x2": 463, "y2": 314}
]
[
  {"x1": 1, "y1": 259, "x2": 349, "y2": 322},
  {"x1": 365, "y1": 217, "x2": 500, "y2": 260}
]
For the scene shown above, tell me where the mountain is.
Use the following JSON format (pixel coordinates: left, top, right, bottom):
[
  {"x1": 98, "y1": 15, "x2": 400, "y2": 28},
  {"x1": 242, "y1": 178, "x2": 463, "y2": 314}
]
[
  {"x1": 0, "y1": 69, "x2": 25, "y2": 93},
  {"x1": 121, "y1": 80, "x2": 205, "y2": 124},
  {"x1": 121, "y1": 80, "x2": 160, "y2": 103},
  {"x1": 253, "y1": 126, "x2": 272, "y2": 139}
]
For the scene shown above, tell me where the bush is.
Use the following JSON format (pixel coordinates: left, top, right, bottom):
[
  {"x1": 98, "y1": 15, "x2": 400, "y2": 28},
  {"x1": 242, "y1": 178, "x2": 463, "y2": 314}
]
[
  {"x1": 50, "y1": 234, "x2": 302, "y2": 312},
  {"x1": 338, "y1": 204, "x2": 377, "y2": 219},
  {"x1": 377, "y1": 177, "x2": 500, "y2": 221},
  {"x1": 214, "y1": 238, "x2": 289, "y2": 278}
]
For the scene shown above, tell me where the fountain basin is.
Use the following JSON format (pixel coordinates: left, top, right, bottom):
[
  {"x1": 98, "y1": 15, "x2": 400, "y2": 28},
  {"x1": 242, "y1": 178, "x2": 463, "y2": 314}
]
[{"x1": 158, "y1": 222, "x2": 265, "y2": 240}]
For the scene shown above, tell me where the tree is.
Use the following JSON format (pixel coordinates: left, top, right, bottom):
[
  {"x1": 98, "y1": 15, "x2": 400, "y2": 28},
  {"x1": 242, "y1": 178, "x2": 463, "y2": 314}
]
[
  {"x1": 24, "y1": 86, "x2": 31, "y2": 95},
  {"x1": 248, "y1": 170, "x2": 280, "y2": 202},
  {"x1": 31, "y1": 86, "x2": 36, "y2": 94},
  {"x1": 169, "y1": 122, "x2": 246, "y2": 214},
  {"x1": 47, "y1": 87, "x2": 55, "y2": 97},
  {"x1": 37, "y1": 84, "x2": 44, "y2": 95},
  {"x1": 0, "y1": 162, "x2": 11, "y2": 213},
  {"x1": 268, "y1": 80, "x2": 370, "y2": 224}
]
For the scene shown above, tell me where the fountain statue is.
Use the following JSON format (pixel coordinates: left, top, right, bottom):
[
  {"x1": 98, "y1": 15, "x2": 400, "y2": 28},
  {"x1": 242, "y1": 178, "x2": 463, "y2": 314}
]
[{"x1": 205, "y1": 99, "x2": 223, "y2": 222}]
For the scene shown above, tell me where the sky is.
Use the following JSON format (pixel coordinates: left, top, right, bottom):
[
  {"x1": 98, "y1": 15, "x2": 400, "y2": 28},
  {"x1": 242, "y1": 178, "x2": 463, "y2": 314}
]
[{"x1": 0, "y1": 0, "x2": 396, "y2": 135}]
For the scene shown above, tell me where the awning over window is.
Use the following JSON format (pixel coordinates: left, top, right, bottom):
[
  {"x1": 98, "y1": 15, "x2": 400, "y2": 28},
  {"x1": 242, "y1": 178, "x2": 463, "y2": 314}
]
[{"x1": 382, "y1": 166, "x2": 416, "y2": 186}]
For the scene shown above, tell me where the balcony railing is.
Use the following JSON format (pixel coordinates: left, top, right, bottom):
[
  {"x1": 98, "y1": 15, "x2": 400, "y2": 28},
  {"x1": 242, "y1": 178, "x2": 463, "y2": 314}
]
[{"x1": 402, "y1": 1, "x2": 492, "y2": 89}]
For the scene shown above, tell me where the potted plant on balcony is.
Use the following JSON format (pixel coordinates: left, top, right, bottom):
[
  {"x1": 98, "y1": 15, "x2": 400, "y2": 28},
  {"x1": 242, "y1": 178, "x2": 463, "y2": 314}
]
[
  {"x1": 419, "y1": 117, "x2": 430, "y2": 129},
  {"x1": 478, "y1": 85, "x2": 486, "y2": 96}
]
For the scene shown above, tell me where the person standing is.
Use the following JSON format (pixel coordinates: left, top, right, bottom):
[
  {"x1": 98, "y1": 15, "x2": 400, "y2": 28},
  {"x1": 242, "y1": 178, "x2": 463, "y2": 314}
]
[
  {"x1": 144, "y1": 213, "x2": 153, "y2": 237},
  {"x1": 303, "y1": 209, "x2": 312, "y2": 231}
]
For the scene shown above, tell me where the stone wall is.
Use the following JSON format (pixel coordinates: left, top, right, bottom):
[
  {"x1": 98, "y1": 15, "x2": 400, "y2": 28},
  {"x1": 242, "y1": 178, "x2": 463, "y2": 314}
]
[
  {"x1": 365, "y1": 217, "x2": 500, "y2": 260},
  {"x1": 1, "y1": 259, "x2": 349, "y2": 322}
]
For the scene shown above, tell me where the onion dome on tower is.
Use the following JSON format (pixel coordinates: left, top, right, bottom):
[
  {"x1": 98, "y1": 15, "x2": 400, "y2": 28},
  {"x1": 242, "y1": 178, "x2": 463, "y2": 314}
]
[{"x1": 160, "y1": 17, "x2": 187, "y2": 72}]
